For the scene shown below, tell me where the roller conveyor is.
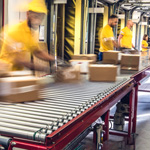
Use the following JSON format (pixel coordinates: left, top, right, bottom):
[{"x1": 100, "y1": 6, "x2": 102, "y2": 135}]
[
  {"x1": 0, "y1": 75, "x2": 130, "y2": 143},
  {"x1": 0, "y1": 66, "x2": 150, "y2": 150}
]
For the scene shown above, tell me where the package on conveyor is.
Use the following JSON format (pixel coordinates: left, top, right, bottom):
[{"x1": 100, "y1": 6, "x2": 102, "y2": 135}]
[
  {"x1": 0, "y1": 76, "x2": 45, "y2": 103},
  {"x1": 121, "y1": 54, "x2": 140, "y2": 71},
  {"x1": 89, "y1": 64, "x2": 117, "y2": 82},
  {"x1": 55, "y1": 65, "x2": 81, "y2": 82},
  {"x1": 4, "y1": 70, "x2": 33, "y2": 77},
  {"x1": 102, "y1": 50, "x2": 120, "y2": 65},
  {"x1": 121, "y1": 49, "x2": 139, "y2": 54},
  {"x1": 69, "y1": 60, "x2": 95, "y2": 74},
  {"x1": 0, "y1": 59, "x2": 12, "y2": 77},
  {"x1": 71, "y1": 54, "x2": 97, "y2": 62}
]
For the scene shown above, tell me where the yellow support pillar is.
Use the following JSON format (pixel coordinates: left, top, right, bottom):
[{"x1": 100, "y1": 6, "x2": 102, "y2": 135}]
[
  {"x1": 74, "y1": 0, "x2": 82, "y2": 55},
  {"x1": 121, "y1": 19, "x2": 125, "y2": 30}
]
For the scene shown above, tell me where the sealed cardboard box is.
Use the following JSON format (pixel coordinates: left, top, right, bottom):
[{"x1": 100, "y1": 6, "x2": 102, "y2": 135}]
[
  {"x1": 121, "y1": 54, "x2": 140, "y2": 71},
  {"x1": 69, "y1": 60, "x2": 94, "y2": 73},
  {"x1": 72, "y1": 54, "x2": 97, "y2": 62},
  {"x1": 55, "y1": 65, "x2": 80, "y2": 82},
  {"x1": 0, "y1": 76, "x2": 41, "y2": 103},
  {"x1": 103, "y1": 51, "x2": 120, "y2": 64},
  {"x1": 89, "y1": 64, "x2": 117, "y2": 82}
]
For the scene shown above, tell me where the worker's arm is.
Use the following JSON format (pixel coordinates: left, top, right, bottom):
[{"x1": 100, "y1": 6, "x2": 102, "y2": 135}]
[
  {"x1": 142, "y1": 44, "x2": 148, "y2": 49},
  {"x1": 33, "y1": 49, "x2": 55, "y2": 61},
  {"x1": 14, "y1": 58, "x2": 49, "y2": 72},
  {"x1": 118, "y1": 34, "x2": 123, "y2": 48},
  {"x1": 113, "y1": 40, "x2": 118, "y2": 48},
  {"x1": 132, "y1": 44, "x2": 135, "y2": 49}
]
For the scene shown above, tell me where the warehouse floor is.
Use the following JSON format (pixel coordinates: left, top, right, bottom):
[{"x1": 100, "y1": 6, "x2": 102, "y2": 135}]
[{"x1": 76, "y1": 77, "x2": 150, "y2": 150}]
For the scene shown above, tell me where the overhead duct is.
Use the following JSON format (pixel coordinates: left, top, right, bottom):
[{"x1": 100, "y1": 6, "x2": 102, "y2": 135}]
[
  {"x1": 54, "y1": 0, "x2": 67, "y2": 4},
  {"x1": 132, "y1": 11, "x2": 141, "y2": 23}
]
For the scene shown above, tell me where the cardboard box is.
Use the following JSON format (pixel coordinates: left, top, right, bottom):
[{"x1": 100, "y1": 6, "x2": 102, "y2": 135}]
[
  {"x1": 6, "y1": 71, "x2": 33, "y2": 77},
  {"x1": 69, "y1": 60, "x2": 94, "y2": 73},
  {"x1": 0, "y1": 60, "x2": 12, "y2": 76},
  {"x1": 72, "y1": 54, "x2": 97, "y2": 62},
  {"x1": 55, "y1": 65, "x2": 80, "y2": 82},
  {"x1": 0, "y1": 76, "x2": 41, "y2": 103},
  {"x1": 121, "y1": 49, "x2": 139, "y2": 54},
  {"x1": 89, "y1": 64, "x2": 117, "y2": 82},
  {"x1": 121, "y1": 54, "x2": 140, "y2": 71},
  {"x1": 103, "y1": 51, "x2": 120, "y2": 64}
]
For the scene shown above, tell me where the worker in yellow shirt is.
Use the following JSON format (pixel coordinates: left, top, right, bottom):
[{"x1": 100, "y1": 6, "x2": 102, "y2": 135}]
[
  {"x1": 0, "y1": 0, "x2": 54, "y2": 71},
  {"x1": 141, "y1": 34, "x2": 149, "y2": 54},
  {"x1": 141, "y1": 34, "x2": 149, "y2": 66},
  {"x1": 118, "y1": 20, "x2": 135, "y2": 51},
  {"x1": 99, "y1": 15, "x2": 118, "y2": 61}
]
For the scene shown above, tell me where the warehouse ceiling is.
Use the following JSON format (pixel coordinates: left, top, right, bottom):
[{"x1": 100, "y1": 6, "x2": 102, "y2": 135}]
[{"x1": 98, "y1": 0, "x2": 150, "y2": 17}]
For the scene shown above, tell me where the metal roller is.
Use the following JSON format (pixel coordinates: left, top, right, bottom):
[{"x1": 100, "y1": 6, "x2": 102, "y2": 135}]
[
  {"x1": 42, "y1": 91, "x2": 100, "y2": 97},
  {"x1": 0, "y1": 122, "x2": 52, "y2": 134},
  {"x1": 45, "y1": 96, "x2": 93, "y2": 102},
  {"x1": 42, "y1": 90, "x2": 102, "y2": 96},
  {"x1": 0, "y1": 114, "x2": 53, "y2": 125},
  {"x1": 25, "y1": 102, "x2": 84, "y2": 108},
  {"x1": 16, "y1": 103, "x2": 76, "y2": 111},
  {"x1": 35, "y1": 99, "x2": 86, "y2": 105},
  {"x1": 0, "y1": 126, "x2": 47, "y2": 142},
  {"x1": 18, "y1": 102, "x2": 79, "y2": 110},
  {"x1": 0, "y1": 111, "x2": 59, "y2": 122},
  {"x1": 14, "y1": 104, "x2": 72, "y2": 113},
  {"x1": 0, "y1": 136, "x2": 12, "y2": 149},
  {"x1": 0, "y1": 105, "x2": 67, "y2": 115},
  {"x1": 0, "y1": 117, "x2": 53, "y2": 129},
  {"x1": 0, "y1": 107, "x2": 64, "y2": 118}
]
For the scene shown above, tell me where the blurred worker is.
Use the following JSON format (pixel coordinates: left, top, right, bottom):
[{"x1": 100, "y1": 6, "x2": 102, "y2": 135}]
[
  {"x1": 0, "y1": 0, "x2": 54, "y2": 71},
  {"x1": 99, "y1": 14, "x2": 118, "y2": 61},
  {"x1": 141, "y1": 34, "x2": 149, "y2": 66},
  {"x1": 141, "y1": 34, "x2": 149, "y2": 54},
  {"x1": 118, "y1": 20, "x2": 135, "y2": 50}
]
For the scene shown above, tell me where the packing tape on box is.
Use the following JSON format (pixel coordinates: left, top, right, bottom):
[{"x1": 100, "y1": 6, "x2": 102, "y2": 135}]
[
  {"x1": 0, "y1": 83, "x2": 38, "y2": 96},
  {"x1": 62, "y1": 70, "x2": 76, "y2": 79},
  {"x1": 12, "y1": 85, "x2": 38, "y2": 94}
]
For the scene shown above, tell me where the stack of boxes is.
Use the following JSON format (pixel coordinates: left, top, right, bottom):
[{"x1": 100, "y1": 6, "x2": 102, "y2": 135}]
[
  {"x1": 70, "y1": 53, "x2": 118, "y2": 82},
  {"x1": 69, "y1": 50, "x2": 140, "y2": 82}
]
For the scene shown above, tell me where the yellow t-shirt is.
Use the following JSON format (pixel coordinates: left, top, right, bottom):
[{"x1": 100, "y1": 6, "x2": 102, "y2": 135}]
[
  {"x1": 120, "y1": 26, "x2": 133, "y2": 48},
  {"x1": 99, "y1": 24, "x2": 114, "y2": 52},
  {"x1": 0, "y1": 21, "x2": 39, "y2": 70},
  {"x1": 142, "y1": 40, "x2": 148, "y2": 52}
]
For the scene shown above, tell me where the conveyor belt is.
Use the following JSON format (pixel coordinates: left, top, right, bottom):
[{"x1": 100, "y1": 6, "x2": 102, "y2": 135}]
[{"x1": 0, "y1": 75, "x2": 130, "y2": 143}]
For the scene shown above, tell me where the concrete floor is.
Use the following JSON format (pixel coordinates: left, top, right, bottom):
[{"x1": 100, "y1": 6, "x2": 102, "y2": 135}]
[{"x1": 76, "y1": 79, "x2": 150, "y2": 150}]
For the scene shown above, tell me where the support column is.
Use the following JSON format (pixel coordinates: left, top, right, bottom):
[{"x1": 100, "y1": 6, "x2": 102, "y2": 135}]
[
  {"x1": 103, "y1": 6, "x2": 108, "y2": 27},
  {"x1": 135, "y1": 23, "x2": 139, "y2": 48},
  {"x1": 132, "y1": 84, "x2": 138, "y2": 134},
  {"x1": 144, "y1": 17, "x2": 148, "y2": 34},
  {"x1": 124, "y1": 10, "x2": 129, "y2": 26},
  {"x1": 108, "y1": 4, "x2": 113, "y2": 18},
  {"x1": 74, "y1": 0, "x2": 82, "y2": 55},
  {"x1": 87, "y1": 0, "x2": 97, "y2": 54},
  {"x1": 103, "y1": 110, "x2": 110, "y2": 141}
]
